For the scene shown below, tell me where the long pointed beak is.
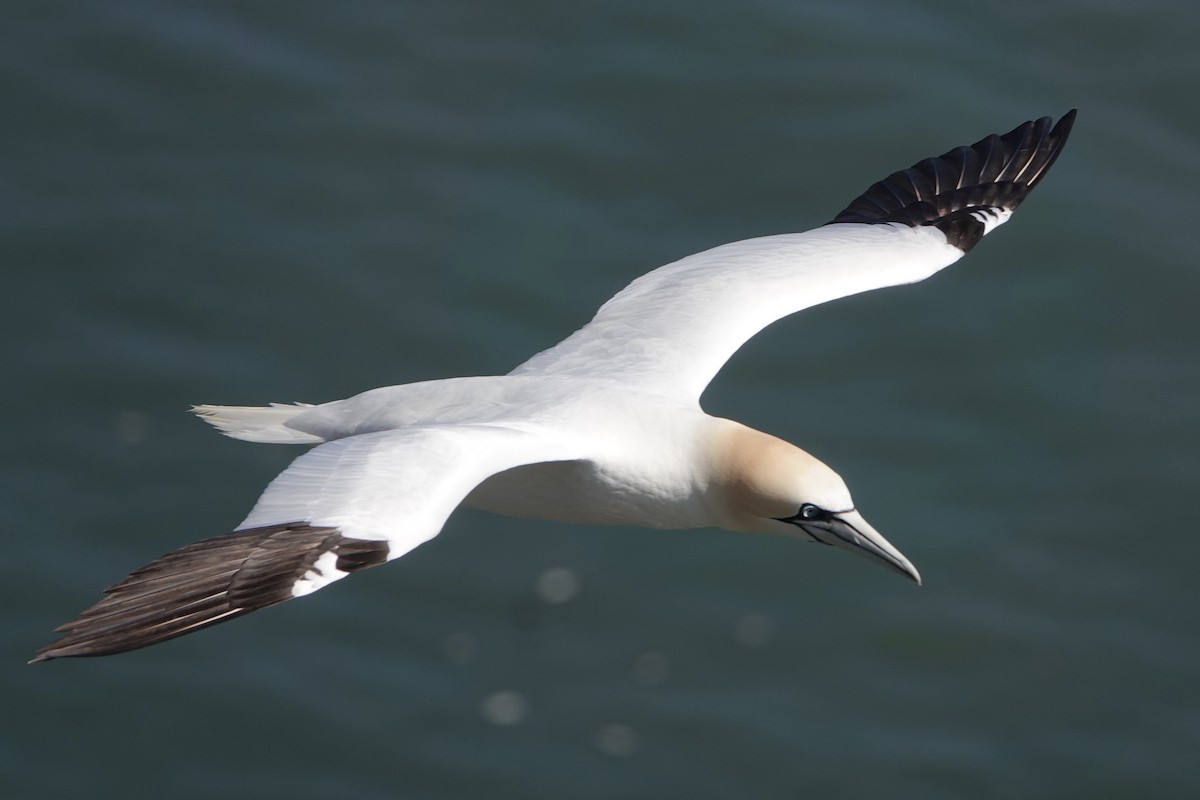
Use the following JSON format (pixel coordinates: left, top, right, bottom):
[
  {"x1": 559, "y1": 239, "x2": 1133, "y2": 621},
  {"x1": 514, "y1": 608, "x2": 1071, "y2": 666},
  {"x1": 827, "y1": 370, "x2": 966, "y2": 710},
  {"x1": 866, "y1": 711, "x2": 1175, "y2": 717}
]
[{"x1": 801, "y1": 509, "x2": 921, "y2": 585}]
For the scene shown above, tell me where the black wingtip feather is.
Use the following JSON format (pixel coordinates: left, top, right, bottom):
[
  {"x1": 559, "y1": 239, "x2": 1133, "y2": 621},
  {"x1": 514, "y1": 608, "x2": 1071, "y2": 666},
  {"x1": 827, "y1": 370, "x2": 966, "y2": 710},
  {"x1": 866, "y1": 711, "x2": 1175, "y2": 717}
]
[
  {"x1": 30, "y1": 523, "x2": 389, "y2": 663},
  {"x1": 828, "y1": 109, "x2": 1076, "y2": 252}
]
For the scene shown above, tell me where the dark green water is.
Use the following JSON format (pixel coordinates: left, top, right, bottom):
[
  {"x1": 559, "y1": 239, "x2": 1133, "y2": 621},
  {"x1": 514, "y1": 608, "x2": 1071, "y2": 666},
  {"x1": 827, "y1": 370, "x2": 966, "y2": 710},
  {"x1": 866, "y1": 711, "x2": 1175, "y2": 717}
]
[{"x1": 5, "y1": 2, "x2": 1199, "y2": 798}]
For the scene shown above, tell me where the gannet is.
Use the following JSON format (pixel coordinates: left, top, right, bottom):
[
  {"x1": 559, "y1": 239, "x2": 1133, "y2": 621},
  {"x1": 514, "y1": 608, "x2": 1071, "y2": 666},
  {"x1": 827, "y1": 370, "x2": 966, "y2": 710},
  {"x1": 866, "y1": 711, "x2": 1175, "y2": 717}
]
[{"x1": 33, "y1": 111, "x2": 1076, "y2": 662}]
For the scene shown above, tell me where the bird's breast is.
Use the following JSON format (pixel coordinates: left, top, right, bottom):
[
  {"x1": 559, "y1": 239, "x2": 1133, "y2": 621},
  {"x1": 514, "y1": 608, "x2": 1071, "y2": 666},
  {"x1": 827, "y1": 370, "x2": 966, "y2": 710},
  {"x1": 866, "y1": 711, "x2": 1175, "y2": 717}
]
[{"x1": 464, "y1": 453, "x2": 715, "y2": 529}]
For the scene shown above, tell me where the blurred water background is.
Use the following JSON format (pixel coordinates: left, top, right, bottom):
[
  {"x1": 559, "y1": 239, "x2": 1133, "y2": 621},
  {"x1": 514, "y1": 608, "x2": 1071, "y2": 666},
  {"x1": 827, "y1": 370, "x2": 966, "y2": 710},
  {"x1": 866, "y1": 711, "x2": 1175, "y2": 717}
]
[{"x1": 4, "y1": 2, "x2": 1199, "y2": 798}]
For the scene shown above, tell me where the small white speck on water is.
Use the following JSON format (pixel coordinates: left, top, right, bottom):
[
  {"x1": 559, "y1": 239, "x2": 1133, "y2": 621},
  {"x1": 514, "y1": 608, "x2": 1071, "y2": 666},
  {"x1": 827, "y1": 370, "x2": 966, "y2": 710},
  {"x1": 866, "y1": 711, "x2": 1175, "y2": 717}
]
[
  {"x1": 632, "y1": 651, "x2": 669, "y2": 686},
  {"x1": 536, "y1": 566, "x2": 581, "y2": 605},
  {"x1": 480, "y1": 690, "x2": 528, "y2": 726},
  {"x1": 594, "y1": 723, "x2": 639, "y2": 757},
  {"x1": 443, "y1": 632, "x2": 477, "y2": 665},
  {"x1": 116, "y1": 410, "x2": 148, "y2": 444},
  {"x1": 734, "y1": 613, "x2": 773, "y2": 648}
]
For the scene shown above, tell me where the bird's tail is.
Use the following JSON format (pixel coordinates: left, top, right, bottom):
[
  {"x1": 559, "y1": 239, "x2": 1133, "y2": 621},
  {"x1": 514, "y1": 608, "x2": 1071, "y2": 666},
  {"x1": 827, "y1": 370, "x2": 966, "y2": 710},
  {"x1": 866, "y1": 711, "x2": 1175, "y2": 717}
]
[{"x1": 192, "y1": 403, "x2": 324, "y2": 444}]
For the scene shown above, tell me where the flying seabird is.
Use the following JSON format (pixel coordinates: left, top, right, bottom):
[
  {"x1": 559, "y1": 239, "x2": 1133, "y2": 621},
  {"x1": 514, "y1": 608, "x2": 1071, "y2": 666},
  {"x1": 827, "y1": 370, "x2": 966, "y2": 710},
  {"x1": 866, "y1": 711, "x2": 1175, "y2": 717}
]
[{"x1": 32, "y1": 110, "x2": 1076, "y2": 662}]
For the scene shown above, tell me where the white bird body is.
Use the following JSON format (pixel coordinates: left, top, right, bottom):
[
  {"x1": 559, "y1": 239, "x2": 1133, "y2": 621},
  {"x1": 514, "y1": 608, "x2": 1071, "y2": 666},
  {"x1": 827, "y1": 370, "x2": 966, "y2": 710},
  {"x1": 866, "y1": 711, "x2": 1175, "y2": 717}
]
[
  {"x1": 34, "y1": 111, "x2": 1076, "y2": 662},
  {"x1": 225, "y1": 379, "x2": 749, "y2": 530}
]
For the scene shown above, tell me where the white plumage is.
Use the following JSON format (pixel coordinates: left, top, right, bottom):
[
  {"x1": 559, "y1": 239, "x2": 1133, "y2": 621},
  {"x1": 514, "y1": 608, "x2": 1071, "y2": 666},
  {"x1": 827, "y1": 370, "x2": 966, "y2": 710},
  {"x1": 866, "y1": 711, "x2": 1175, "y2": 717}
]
[{"x1": 33, "y1": 111, "x2": 1075, "y2": 662}]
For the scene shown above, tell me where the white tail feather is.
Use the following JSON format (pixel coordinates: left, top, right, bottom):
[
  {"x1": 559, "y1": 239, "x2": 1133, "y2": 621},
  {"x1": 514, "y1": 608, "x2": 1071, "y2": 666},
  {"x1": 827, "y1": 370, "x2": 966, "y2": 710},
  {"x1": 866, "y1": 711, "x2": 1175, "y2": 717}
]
[{"x1": 192, "y1": 403, "x2": 324, "y2": 444}]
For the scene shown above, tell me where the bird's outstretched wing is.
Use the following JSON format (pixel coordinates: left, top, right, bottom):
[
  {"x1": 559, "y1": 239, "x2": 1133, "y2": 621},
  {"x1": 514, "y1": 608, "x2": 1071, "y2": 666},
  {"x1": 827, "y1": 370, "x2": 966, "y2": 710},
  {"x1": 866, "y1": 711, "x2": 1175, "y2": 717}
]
[
  {"x1": 32, "y1": 423, "x2": 582, "y2": 661},
  {"x1": 511, "y1": 111, "x2": 1076, "y2": 403}
]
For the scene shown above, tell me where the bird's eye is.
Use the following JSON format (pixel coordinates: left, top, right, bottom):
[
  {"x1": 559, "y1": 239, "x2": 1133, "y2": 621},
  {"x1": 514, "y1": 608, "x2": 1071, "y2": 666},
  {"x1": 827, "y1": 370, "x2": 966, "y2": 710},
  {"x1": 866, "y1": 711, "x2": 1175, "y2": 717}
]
[
  {"x1": 798, "y1": 503, "x2": 823, "y2": 520},
  {"x1": 773, "y1": 503, "x2": 829, "y2": 526}
]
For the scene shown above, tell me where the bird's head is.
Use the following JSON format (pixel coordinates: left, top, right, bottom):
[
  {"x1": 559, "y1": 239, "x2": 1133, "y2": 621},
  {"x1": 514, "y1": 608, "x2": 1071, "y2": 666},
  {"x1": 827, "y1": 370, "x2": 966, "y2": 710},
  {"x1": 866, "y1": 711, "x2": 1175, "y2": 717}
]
[{"x1": 708, "y1": 420, "x2": 921, "y2": 585}]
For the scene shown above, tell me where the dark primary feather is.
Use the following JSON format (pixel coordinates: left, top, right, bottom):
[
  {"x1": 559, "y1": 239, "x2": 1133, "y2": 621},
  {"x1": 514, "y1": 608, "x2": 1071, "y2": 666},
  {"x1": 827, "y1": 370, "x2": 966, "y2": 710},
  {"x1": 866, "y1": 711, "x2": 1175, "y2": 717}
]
[
  {"x1": 829, "y1": 110, "x2": 1076, "y2": 251},
  {"x1": 31, "y1": 524, "x2": 388, "y2": 662}
]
